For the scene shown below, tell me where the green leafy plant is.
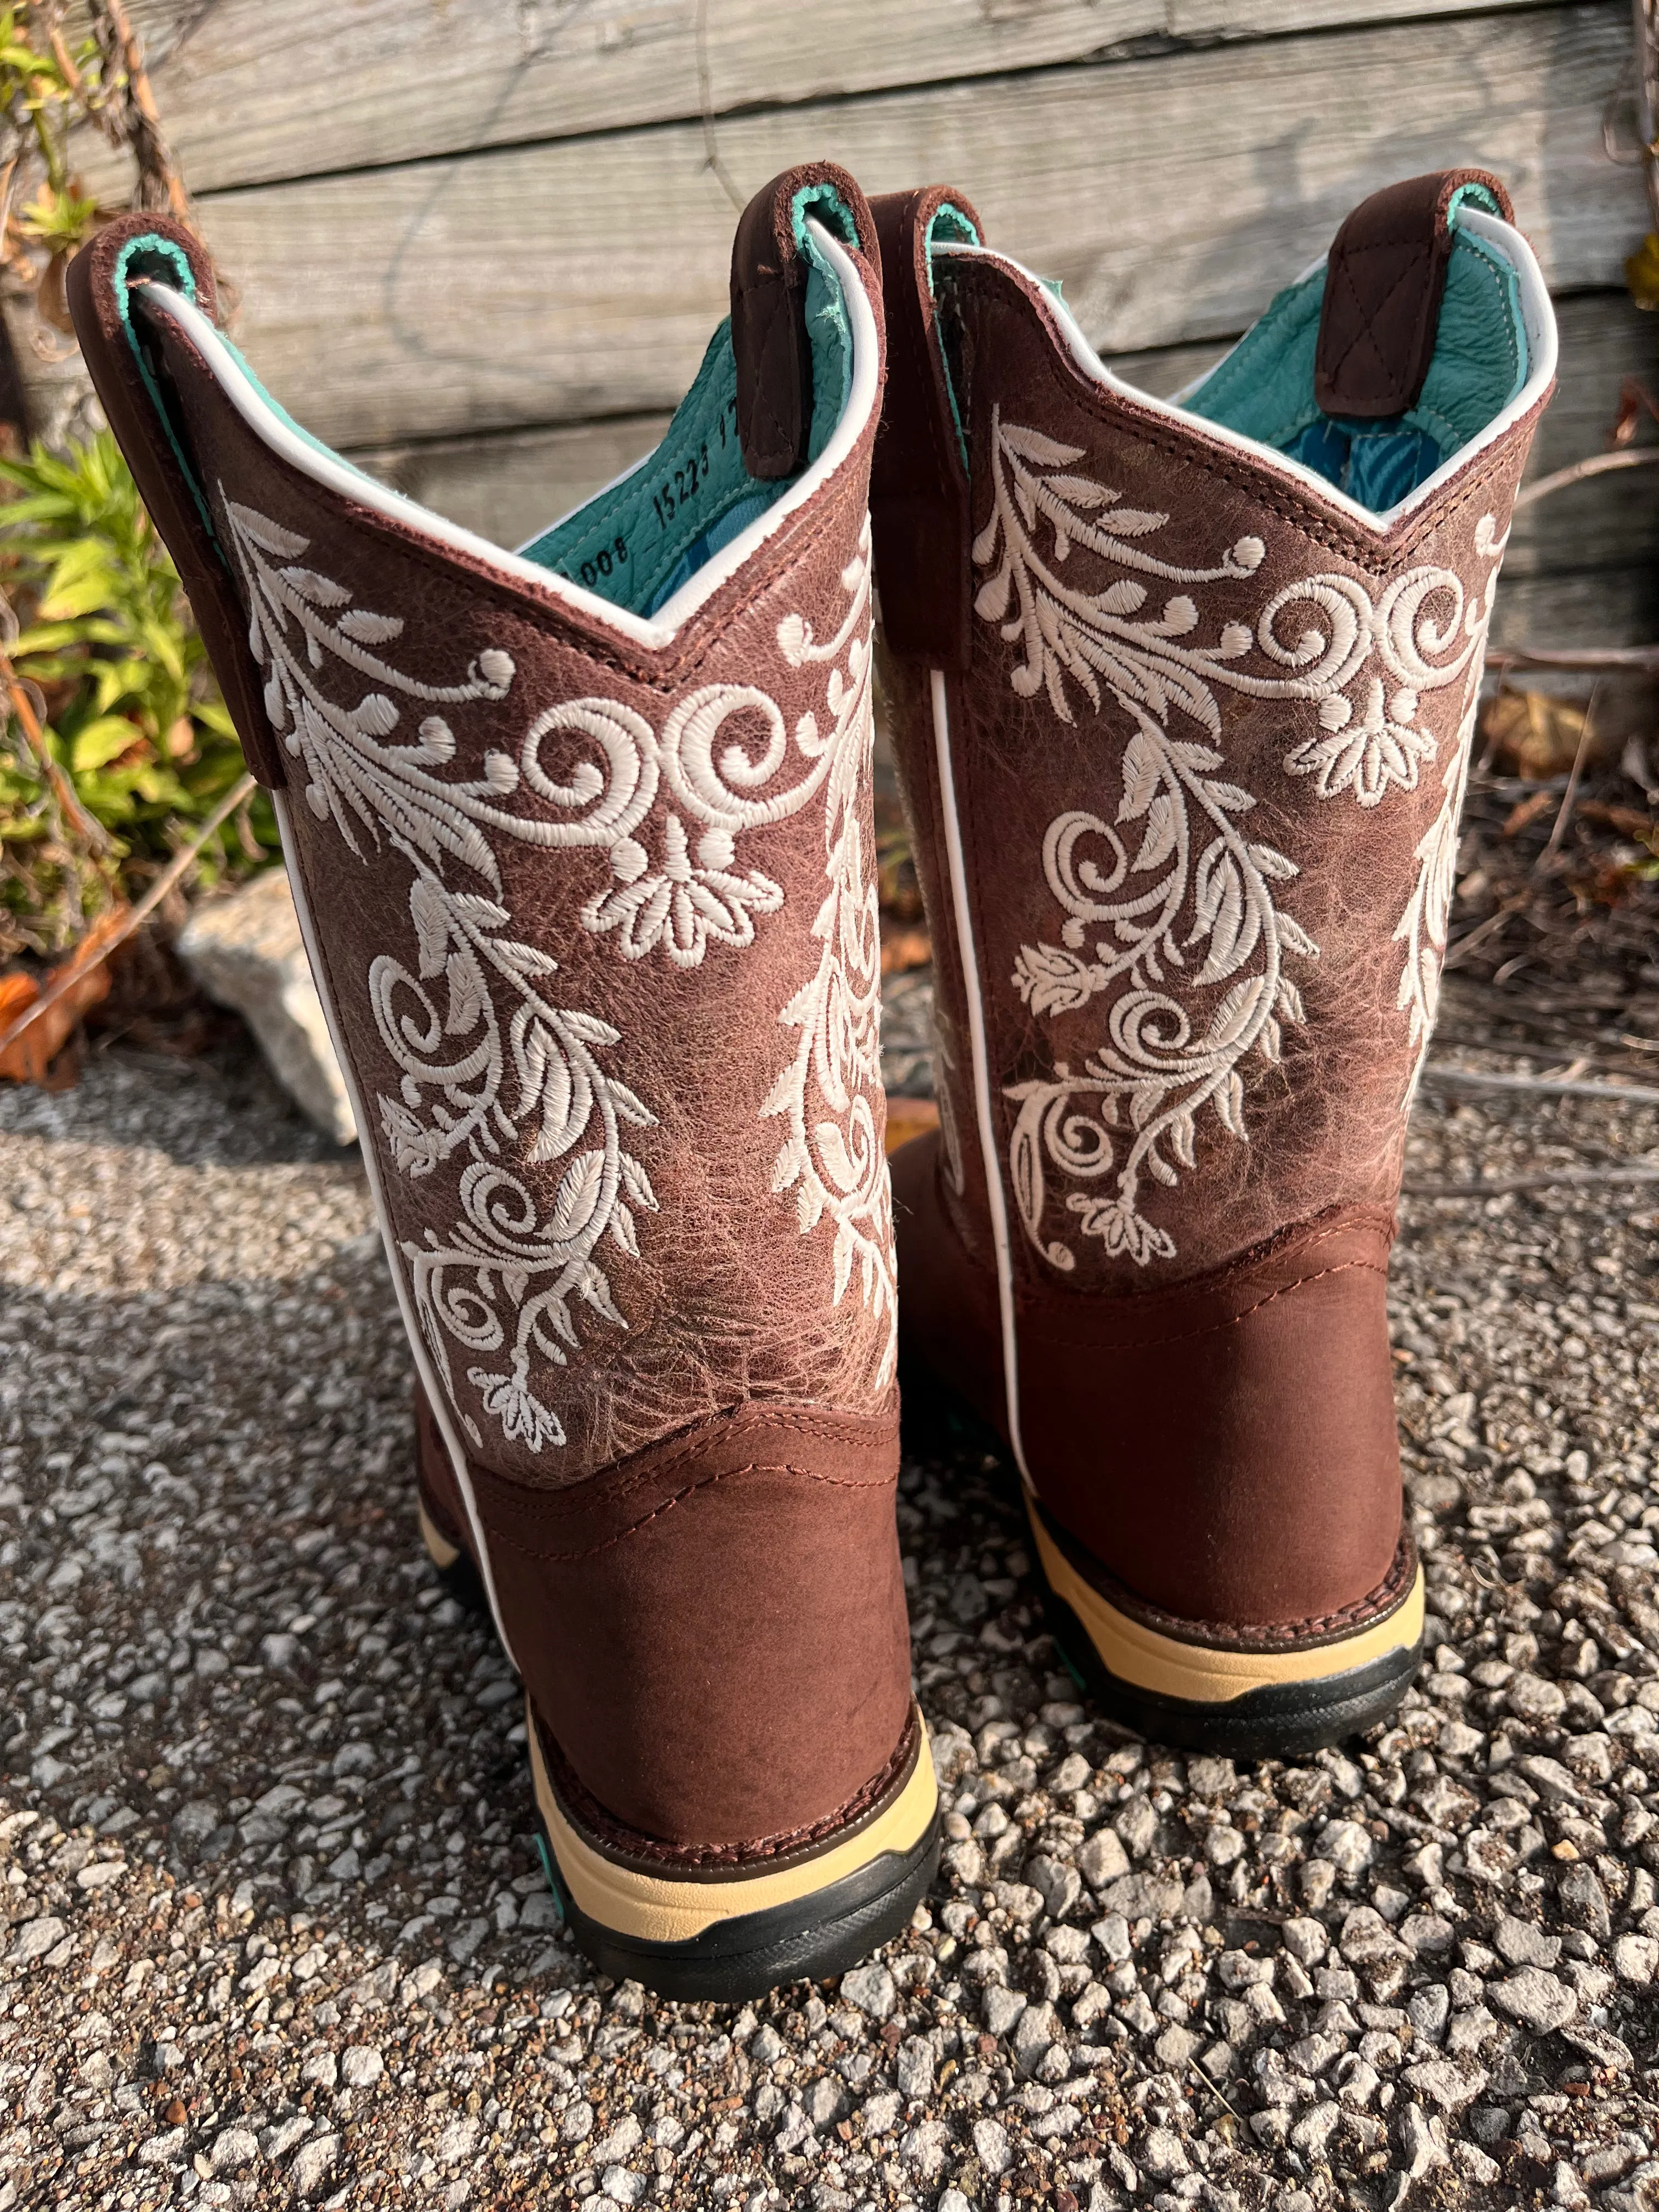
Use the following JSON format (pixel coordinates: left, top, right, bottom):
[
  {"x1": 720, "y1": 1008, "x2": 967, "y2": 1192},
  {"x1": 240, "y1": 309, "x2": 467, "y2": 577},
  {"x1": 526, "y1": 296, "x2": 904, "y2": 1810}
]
[
  {"x1": 0, "y1": 431, "x2": 273, "y2": 957},
  {"x1": 0, "y1": 5, "x2": 117, "y2": 282},
  {"x1": 0, "y1": 3, "x2": 258, "y2": 974}
]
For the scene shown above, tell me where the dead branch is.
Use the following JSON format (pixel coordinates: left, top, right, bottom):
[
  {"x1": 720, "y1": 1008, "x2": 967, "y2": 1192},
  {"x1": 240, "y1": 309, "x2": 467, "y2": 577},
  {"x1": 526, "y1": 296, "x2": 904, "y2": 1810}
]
[
  {"x1": 0, "y1": 769, "x2": 254, "y2": 1064},
  {"x1": 1420, "y1": 1065, "x2": 1659, "y2": 1107},
  {"x1": 1, "y1": 640, "x2": 110, "y2": 854},
  {"x1": 1513, "y1": 447, "x2": 1659, "y2": 507},
  {"x1": 1485, "y1": 646, "x2": 1659, "y2": 676},
  {"x1": 89, "y1": 0, "x2": 193, "y2": 229}
]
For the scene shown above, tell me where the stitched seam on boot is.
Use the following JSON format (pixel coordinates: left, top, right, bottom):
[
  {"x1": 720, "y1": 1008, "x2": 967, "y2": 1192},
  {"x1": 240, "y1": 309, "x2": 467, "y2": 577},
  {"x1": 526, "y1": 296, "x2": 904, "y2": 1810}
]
[
  {"x1": 539, "y1": 1703, "x2": 921, "y2": 1870},
  {"x1": 1322, "y1": 240, "x2": 1434, "y2": 409},
  {"x1": 737, "y1": 279, "x2": 803, "y2": 470},
  {"x1": 1115, "y1": 1531, "x2": 1419, "y2": 1647},
  {"x1": 1009, "y1": 1211, "x2": 1395, "y2": 1330},
  {"x1": 1020, "y1": 1256, "x2": 1389, "y2": 1355},
  {"x1": 493, "y1": 1457, "x2": 896, "y2": 1562},
  {"x1": 966, "y1": 270, "x2": 1537, "y2": 571},
  {"x1": 1052, "y1": 1520, "x2": 1419, "y2": 1649},
  {"x1": 469, "y1": 1402, "x2": 900, "y2": 1524}
]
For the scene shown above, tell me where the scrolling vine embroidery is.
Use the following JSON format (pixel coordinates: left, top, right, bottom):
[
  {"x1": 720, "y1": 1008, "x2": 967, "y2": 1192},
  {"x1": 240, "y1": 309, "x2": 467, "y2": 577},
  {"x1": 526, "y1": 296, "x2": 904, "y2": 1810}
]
[
  {"x1": 763, "y1": 527, "x2": 898, "y2": 1386},
  {"x1": 971, "y1": 411, "x2": 1501, "y2": 1268},
  {"x1": 229, "y1": 497, "x2": 893, "y2": 1447}
]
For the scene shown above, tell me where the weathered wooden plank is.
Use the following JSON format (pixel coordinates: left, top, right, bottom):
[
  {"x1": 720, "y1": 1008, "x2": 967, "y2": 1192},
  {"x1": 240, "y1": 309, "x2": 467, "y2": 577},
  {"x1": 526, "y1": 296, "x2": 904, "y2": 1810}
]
[
  {"x1": 349, "y1": 292, "x2": 1655, "y2": 646},
  {"x1": 1500, "y1": 291, "x2": 1659, "y2": 586},
  {"x1": 1489, "y1": 566, "x2": 1657, "y2": 651},
  {"x1": 84, "y1": 0, "x2": 1562, "y2": 198},
  {"x1": 162, "y1": 5, "x2": 1643, "y2": 453}
]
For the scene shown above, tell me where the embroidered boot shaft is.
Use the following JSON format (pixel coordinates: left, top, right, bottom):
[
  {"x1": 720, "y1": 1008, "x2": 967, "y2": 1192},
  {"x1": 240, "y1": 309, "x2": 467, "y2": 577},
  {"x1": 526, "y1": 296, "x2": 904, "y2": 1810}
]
[
  {"x1": 71, "y1": 167, "x2": 939, "y2": 1997},
  {"x1": 870, "y1": 173, "x2": 1556, "y2": 1755}
]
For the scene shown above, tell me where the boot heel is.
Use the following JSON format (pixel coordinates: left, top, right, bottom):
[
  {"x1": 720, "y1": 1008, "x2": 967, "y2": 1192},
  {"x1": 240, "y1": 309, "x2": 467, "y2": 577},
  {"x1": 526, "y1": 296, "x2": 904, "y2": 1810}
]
[
  {"x1": 527, "y1": 1705, "x2": 939, "y2": 2002},
  {"x1": 1030, "y1": 1499, "x2": 1423, "y2": 1758},
  {"x1": 417, "y1": 1497, "x2": 460, "y2": 1574}
]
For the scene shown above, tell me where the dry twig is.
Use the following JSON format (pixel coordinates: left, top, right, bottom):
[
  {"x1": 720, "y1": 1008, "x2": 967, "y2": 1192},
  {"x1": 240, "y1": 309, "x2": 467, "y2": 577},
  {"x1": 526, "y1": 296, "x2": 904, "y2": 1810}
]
[
  {"x1": 0, "y1": 769, "x2": 253, "y2": 1064},
  {"x1": 1537, "y1": 684, "x2": 1600, "y2": 871},
  {"x1": 1486, "y1": 645, "x2": 1659, "y2": 676},
  {"x1": 0, "y1": 640, "x2": 110, "y2": 854},
  {"x1": 89, "y1": 0, "x2": 193, "y2": 228},
  {"x1": 1420, "y1": 1065, "x2": 1659, "y2": 1107},
  {"x1": 695, "y1": 0, "x2": 744, "y2": 216},
  {"x1": 1513, "y1": 447, "x2": 1659, "y2": 507}
]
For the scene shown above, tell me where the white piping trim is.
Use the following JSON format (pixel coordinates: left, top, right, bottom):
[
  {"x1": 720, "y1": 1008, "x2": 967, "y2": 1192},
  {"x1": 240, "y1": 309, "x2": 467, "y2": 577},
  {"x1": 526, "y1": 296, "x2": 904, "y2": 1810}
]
[
  {"x1": 930, "y1": 669, "x2": 1029, "y2": 1485},
  {"x1": 938, "y1": 205, "x2": 1557, "y2": 534},
  {"x1": 134, "y1": 218, "x2": 880, "y2": 650},
  {"x1": 274, "y1": 793, "x2": 517, "y2": 1668}
]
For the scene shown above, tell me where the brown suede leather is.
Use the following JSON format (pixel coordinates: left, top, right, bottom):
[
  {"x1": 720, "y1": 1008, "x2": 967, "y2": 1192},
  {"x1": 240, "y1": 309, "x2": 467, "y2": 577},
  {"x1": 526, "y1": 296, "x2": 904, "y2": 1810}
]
[
  {"x1": 420, "y1": 1383, "x2": 910, "y2": 1850},
  {"x1": 732, "y1": 162, "x2": 868, "y2": 482},
  {"x1": 868, "y1": 187, "x2": 983, "y2": 670},
  {"x1": 874, "y1": 177, "x2": 1550, "y2": 1643},
  {"x1": 74, "y1": 175, "x2": 917, "y2": 1859},
  {"x1": 72, "y1": 198, "x2": 896, "y2": 1486},
  {"x1": 893, "y1": 1132, "x2": 1406, "y2": 1627},
  {"x1": 1034, "y1": 1498, "x2": 1418, "y2": 1654},
  {"x1": 535, "y1": 1703, "x2": 922, "y2": 1875},
  {"x1": 1315, "y1": 170, "x2": 1516, "y2": 420}
]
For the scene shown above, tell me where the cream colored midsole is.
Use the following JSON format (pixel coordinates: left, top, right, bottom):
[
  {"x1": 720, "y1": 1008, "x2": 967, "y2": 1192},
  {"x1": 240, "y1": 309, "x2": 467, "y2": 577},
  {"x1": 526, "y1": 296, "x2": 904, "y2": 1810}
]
[
  {"x1": 418, "y1": 1499, "x2": 461, "y2": 1573},
  {"x1": 1030, "y1": 1502, "x2": 1424, "y2": 1705},
  {"x1": 527, "y1": 1703, "x2": 939, "y2": 1945}
]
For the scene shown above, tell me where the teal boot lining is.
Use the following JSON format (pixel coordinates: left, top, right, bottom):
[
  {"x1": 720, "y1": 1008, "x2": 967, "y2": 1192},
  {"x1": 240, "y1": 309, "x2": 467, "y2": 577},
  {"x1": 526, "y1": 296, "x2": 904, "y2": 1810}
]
[
  {"x1": 115, "y1": 231, "x2": 391, "y2": 542},
  {"x1": 1178, "y1": 182, "x2": 1526, "y2": 510},
  {"x1": 521, "y1": 182, "x2": 864, "y2": 616},
  {"x1": 112, "y1": 188, "x2": 868, "y2": 621}
]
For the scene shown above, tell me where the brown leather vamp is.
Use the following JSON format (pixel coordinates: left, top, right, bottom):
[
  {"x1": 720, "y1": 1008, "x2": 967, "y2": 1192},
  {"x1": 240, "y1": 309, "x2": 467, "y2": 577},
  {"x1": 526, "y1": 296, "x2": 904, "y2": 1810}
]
[
  {"x1": 421, "y1": 1389, "x2": 911, "y2": 1850},
  {"x1": 894, "y1": 1131, "x2": 1406, "y2": 1633}
]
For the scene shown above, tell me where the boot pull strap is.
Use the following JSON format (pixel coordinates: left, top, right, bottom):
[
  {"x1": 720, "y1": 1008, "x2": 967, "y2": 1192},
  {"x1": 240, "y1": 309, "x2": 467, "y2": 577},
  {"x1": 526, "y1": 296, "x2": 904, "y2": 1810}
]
[
  {"x1": 867, "y1": 183, "x2": 983, "y2": 670},
  {"x1": 1314, "y1": 168, "x2": 1515, "y2": 421},
  {"x1": 67, "y1": 215, "x2": 285, "y2": 787},
  {"x1": 730, "y1": 161, "x2": 876, "y2": 482}
]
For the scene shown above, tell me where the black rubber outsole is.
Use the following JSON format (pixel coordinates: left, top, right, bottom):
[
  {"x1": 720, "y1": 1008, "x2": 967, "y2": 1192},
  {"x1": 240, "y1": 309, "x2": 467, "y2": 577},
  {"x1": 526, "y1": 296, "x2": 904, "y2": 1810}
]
[
  {"x1": 1042, "y1": 1584, "x2": 1422, "y2": 1759},
  {"x1": 422, "y1": 1491, "x2": 943, "y2": 2001},
  {"x1": 533, "y1": 1805, "x2": 943, "y2": 2004},
  {"x1": 898, "y1": 1358, "x2": 1422, "y2": 1758},
  {"x1": 424, "y1": 1507, "x2": 489, "y2": 1616}
]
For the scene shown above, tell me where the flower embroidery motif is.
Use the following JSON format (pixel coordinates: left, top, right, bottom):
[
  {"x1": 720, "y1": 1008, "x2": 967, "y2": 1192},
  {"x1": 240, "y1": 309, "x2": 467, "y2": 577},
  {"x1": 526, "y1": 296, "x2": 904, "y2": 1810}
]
[
  {"x1": 971, "y1": 411, "x2": 1503, "y2": 1268},
  {"x1": 229, "y1": 495, "x2": 891, "y2": 1445},
  {"x1": 1392, "y1": 514, "x2": 1507, "y2": 1097},
  {"x1": 762, "y1": 527, "x2": 898, "y2": 1385}
]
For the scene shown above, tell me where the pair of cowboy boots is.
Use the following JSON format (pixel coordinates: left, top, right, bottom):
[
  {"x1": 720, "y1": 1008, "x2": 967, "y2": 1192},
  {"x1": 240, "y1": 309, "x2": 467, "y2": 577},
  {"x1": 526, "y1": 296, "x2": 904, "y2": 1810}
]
[{"x1": 70, "y1": 159, "x2": 1554, "y2": 2000}]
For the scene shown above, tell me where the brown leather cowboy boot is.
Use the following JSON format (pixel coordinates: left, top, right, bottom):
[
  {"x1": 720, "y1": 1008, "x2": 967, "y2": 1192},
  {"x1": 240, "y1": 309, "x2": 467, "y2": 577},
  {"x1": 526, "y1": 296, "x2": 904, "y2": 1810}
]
[
  {"x1": 70, "y1": 165, "x2": 939, "y2": 1997},
  {"x1": 870, "y1": 173, "x2": 1556, "y2": 1756}
]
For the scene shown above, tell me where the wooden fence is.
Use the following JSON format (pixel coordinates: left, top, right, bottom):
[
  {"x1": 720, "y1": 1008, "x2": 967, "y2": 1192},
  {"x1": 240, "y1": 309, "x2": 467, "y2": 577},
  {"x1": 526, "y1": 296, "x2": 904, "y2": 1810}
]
[{"x1": 38, "y1": 0, "x2": 1659, "y2": 651}]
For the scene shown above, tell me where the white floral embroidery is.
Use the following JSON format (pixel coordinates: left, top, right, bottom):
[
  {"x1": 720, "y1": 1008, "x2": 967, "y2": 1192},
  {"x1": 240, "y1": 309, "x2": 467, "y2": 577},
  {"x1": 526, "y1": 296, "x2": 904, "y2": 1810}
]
[
  {"x1": 229, "y1": 495, "x2": 895, "y2": 1442},
  {"x1": 972, "y1": 413, "x2": 1503, "y2": 1268},
  {"x1": 1392, "y1": 513, "x2": 1507, "y2": 1098},
  {"x1": 571, "y1": 683, "x2": 826, "y2": 970},
  {"x1": 228, "y1": 500, "x2": 661, "y2": 1454},
  {"x1": 763, "y1": 527, "x2": 898, "y2": 1384}
]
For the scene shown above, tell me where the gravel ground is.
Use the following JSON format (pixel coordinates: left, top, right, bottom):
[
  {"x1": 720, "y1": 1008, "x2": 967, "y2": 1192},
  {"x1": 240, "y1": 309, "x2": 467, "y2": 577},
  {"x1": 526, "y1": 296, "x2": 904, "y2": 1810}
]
[{"x1": 4, "y1": 1010, "x2": 1659, "y2": 2212}]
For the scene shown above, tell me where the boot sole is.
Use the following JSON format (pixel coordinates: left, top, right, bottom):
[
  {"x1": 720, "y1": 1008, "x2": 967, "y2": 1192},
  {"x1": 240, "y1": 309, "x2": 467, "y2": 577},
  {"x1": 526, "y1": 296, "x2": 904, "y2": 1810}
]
[
  {"x1": 418, "y1": 1496, "x2": 941, "y2": 2000},
  {"x1": 1029, "y1": 1498, "x2": 1423, "y2": 1758},
  {"x1": 527, "y1": 1704, "x2": 939, "y2": 2002}
]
